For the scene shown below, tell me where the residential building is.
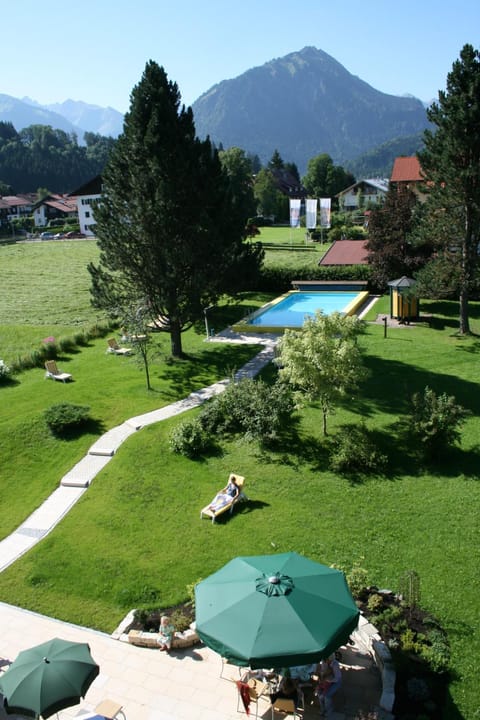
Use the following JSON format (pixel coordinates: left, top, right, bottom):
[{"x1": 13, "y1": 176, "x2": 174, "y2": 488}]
[
  {"x1": 337, "y1": 179, "x2": 389, "y2": 212},
  {"x1": 390, "y1": 156, "x2": 426, "y2": 200},
  {"x1": 33, "y1": 194, "x2": 78, "y2": 228},
  {"x1": 68, "y1": 175, "x2": 102, "y2": 237}
]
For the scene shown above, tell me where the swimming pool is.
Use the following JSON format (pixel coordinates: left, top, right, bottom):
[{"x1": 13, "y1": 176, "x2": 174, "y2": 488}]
[{"x1": 233, "y1": 289, "x2": 369, "y2": 333}]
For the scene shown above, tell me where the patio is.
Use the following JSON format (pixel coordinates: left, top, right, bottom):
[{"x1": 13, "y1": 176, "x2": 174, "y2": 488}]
[{"x1": 0, "y1": 601, "x2": 384, "y2": 720}]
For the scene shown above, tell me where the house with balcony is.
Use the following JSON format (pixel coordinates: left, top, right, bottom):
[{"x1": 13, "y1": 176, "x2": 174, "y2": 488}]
[
  {"x1": 33, "y1": 194, "x2": 78, "y2": 228},
  {"x1": 0, "y1": 193, "x2": 36, "y2": 232},
  {"x1": 336, "y1": 178, "x2": 389, "y2": 213}
]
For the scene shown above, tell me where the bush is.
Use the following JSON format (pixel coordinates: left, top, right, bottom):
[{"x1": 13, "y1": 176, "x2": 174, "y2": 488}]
[
  {"x1": 0, "y1": 360, "x2": 11, "y2": 384},
  {"x1": 169, "y1": 418, "x2": 210, "y2": 458},
  {"x1": 409, "y1": 386, "x2": 470, "y2": 456},
  {"x1": 199, "y1": 377, "x2": 295, "y2": 445},
  {"x1": 329, "y1": 424, "x2": 387, "y2": 475},
  {"x1": 44, "y1": 403, "x2": 91, "y2": 436}
]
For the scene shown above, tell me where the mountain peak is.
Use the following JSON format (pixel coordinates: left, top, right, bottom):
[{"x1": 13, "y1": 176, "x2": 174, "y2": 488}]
[{"x1": 192, "y1": 46, "x2": 428, "y2": 173}]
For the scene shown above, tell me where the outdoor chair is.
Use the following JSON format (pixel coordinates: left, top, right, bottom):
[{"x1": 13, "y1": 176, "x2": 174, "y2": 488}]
[
  {"x1": 44, "y1": 360, "x2": 72, "y2": 382},
  {"x1": 200, "y1": 473, "x2": 246, "y2": 523},
  {"x1": 271, "y1": 697, "x2": 301, "y2": 720},
  {"x1": 235, "y1": 679, "x2": 269, "y2": 719},
  {"x1": 107, "y1": 338, "x2": 132, "y2": 355}
]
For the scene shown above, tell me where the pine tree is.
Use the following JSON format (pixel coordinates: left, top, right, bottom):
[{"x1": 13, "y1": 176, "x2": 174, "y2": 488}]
[
  {"x1": 419, "y1": 44, "x2": 480, "y2": 334},
  {"x1": 89, "y1": 61, "x2": 262, "y2": 358}
]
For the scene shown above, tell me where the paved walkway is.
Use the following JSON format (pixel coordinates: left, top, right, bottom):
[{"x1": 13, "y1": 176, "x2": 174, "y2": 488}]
[{"x1": 0, "y1": 330, "x2": 384, "y2": 720}]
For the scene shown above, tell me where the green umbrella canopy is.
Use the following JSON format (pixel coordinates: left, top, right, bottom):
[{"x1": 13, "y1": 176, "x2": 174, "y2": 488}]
[
  {"x1": 195, "y1": 552, "x2": 359, "y2": 669},
  {"x1": 0, "y1": 637, "x2": 99, "y2": 719}
]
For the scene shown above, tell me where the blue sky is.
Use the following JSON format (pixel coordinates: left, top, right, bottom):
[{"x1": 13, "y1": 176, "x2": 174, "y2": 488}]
[{"x1": 2, "y1": 0, "x2": 479, "y2": 112}]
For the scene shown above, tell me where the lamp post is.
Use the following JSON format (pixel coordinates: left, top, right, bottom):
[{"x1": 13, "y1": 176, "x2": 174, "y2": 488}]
[{"x1": 204, "y1": 305, "x2": 214, "y2": 338}]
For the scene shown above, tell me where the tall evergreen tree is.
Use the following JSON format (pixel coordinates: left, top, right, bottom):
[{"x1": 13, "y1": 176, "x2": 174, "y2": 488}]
[
  {"x1": 89, "y1": 61, "x2": 262, "y2": 358},
  {"x1": 418, "y1": 44, "x2": 480, "y2": 334}
]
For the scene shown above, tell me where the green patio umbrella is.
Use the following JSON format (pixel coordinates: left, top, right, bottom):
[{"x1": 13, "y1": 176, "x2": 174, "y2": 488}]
[
  {"x1": 0, "y1": 637, "x2": 99, "y2": 718},
  {"x1": 195, "y1": 552, "x2": 359, "y2": 669}
]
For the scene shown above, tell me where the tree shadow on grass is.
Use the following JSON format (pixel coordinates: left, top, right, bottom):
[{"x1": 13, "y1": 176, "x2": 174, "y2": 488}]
[
  {"x1": 349, "y1": 352, "x2": 480, "y2": 420},
  {"x1": 154, "y1": 344, "x2": 260, "y2": 400}
]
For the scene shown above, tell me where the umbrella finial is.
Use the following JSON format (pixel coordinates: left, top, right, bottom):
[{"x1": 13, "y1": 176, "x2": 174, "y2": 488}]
[
  {"x1": 256, "y1": 572, "x2": 294, "y2": 596},
  {"x1": 43, "y1": 657, "x2": 50, "y2": 663}
]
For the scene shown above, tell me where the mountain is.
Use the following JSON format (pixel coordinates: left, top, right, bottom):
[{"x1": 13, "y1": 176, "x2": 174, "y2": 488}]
[
  {"x1": 0, "y1": 94, "x2": 83, "y2": 136},
  {"x1": 45, "y1": 100, "x2": 124, "y2": 137},
  {"x1": 192, "y1": 46, "x2": 430, "y2": 174},
  {"x1": 0, "y1": 95, "x2": 124, "y2": 139},
  {"x1": 346, "y1": 132, "x2": 425, "y2": 179}
]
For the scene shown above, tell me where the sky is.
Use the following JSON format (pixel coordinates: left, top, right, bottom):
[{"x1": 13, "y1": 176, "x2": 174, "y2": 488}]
[{"x1": 2, "y1": 0, "x2": 479, "y2": 113}]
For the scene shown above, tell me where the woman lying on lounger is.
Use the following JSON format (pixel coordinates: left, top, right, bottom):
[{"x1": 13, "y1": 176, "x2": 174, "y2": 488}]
[{"x1": 208, "y1": 476, "x2": 240, "y2": 513}]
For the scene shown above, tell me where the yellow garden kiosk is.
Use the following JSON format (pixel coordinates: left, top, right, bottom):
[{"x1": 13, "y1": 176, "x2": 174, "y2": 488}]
[{"x1": 388, "y1": 276, "x2": 419, "y2": 323}]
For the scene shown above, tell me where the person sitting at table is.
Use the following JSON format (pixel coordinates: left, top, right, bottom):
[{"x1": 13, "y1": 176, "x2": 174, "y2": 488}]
[
  {"x1": 315, "y1": 654, "x2": 342, "y2": 715},
  {"x1": 270, "y1": 676, "x2": 300, "y2": 708},
  {"x1": 208, "y1": 476, "x2": 239, "y2": 513},
  {"x1": 157, "y1": 615, "x2": 175, "y2": 652}
]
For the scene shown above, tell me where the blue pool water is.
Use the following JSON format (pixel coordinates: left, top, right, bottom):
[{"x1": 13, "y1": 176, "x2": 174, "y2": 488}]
[{"x1": 247, "y1": 291, "x2": 360, "y2": 328}]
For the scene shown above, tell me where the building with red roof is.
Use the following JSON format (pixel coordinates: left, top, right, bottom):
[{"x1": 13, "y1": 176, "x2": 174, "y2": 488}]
[
  {"x1": 319, "y1": 239, "x2": 368, "y2": 266},
  {"x1": 390, "y1": 156, "x2": 427, "y2": 200}
]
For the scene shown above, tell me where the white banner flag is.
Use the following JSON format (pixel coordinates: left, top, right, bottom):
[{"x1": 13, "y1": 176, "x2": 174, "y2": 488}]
[
  {"x1": 320, "y1": 198, "x2": 331, "y2": 228},
  {"x1": 289, "y1": 198, "x2": 301, "y2": 228},
  {"x1": 306, "y1": 198, "x2": 317, "y2": 229}
]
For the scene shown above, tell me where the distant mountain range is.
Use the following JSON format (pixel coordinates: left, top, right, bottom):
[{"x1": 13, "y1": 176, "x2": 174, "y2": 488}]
[
  {"x1": 0, "y1": 95, "x2": 124, "y2": 139},
  {"x1": 1, "y1": 46, "x2": 431, "y2": 176}
]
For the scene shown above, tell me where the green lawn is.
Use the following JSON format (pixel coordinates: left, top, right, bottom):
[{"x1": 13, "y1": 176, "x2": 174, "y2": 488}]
[
  {"x1": 257, "y1": 225, "x2": 329, "y2": 270},
  {"x1": 0, "y1": 240, "x2": 479, "y2": 718}
]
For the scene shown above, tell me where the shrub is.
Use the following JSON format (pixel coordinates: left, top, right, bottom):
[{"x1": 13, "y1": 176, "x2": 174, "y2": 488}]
[
  {"x1": 409, "y1": 386, "x2": 470, "y2": 456},
  {"x1": 199, "y1": 377, "x2": 295, "y2": 445},
  {"x1": 367, "y1": 593, "x2": 384, "y2": 613},
  {"x1": 0, "y1": 360, "x2": 11, "y2": 384},
  {"x1": 169, "y1": 418, "x2": 210, "y2": 458},
  {"x1": 257, "y1": 264, "x2": 372, "y2": 293},
  {"x1": 58, "y1": 336, "x2": 76, "y2": 354},
  {"x1": 169, "y1": 609, "x2": 191, "y2": 632},
  {"x1": 328, "y1": 424, "x2": 387, "y2": 475},
  {"x1": 44, "y1": 403, "x2": 91, "y2": 436}
]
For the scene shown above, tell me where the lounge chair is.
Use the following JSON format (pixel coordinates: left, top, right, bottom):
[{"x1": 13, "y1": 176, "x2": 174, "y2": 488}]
[
  {"x1": 44, "y1": 360, "x2": 72, "y2": 382},
  {"x1": 200, "y1": 474, "x2": 246, "y2": 523},
  {"x1": 107, "y1": 338, "x2": 132, "y2": 355}
]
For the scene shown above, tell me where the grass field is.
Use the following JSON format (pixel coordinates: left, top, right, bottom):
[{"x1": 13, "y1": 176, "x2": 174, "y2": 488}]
[{"x1": 0, "y1": 239, "x2": 479, "y2": 718}]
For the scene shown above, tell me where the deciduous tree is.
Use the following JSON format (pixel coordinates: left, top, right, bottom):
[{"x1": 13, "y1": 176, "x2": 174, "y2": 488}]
[{"x1": 277, "y1": 311, "x2": 366, "y2": 435}]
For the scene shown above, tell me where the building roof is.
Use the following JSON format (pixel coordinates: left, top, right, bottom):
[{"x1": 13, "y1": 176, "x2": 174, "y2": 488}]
[
  {"x1": 1, "y1": 195, "x2": 33, "y2": 207},
  {"x1": 33, "y1": 194, "x2": 78, "y2": 213},
  {"x1": 68, "y1": 175, "x2": 102, "y2": 197},
  {"x1": 390, "y1": 156, "x2": 423, "y2": 183},
  {"x1": 337, "y1": 178, "x2": 389, "y2": 197},
  {"x1": 319, "y1": 239, "x2": 369, "y2": 266}
]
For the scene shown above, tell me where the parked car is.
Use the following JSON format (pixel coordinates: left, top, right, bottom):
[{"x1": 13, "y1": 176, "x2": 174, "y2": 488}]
[
  {"x1": 40, "y1": 232, "x2": 54, "y2": 239},
  {"x1": 64, "y1": 231, "x2": 86, "y2": 239}
]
